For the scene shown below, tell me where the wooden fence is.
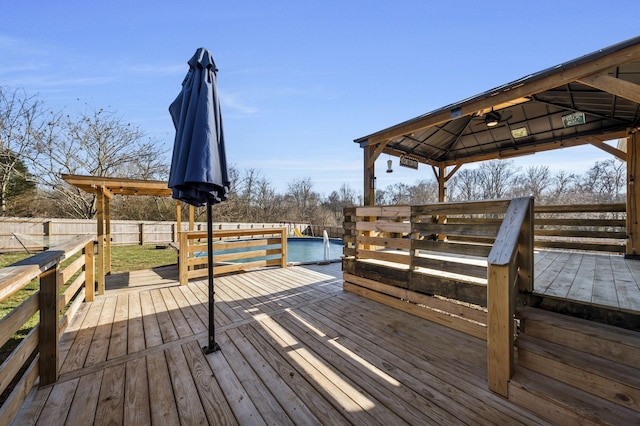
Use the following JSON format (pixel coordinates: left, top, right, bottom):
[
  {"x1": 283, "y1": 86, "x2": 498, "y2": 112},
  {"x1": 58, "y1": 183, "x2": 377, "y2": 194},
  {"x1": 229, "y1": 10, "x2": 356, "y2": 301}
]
[
  {"x1": 0, "y1": 218, "x2": 294, "y2": 253},
  {"x1": 178, "y1": 228, "x2": 288, "y2": 285},
  {"x1": 0, "y1": 235, "x2": 95, "y2": 424}
]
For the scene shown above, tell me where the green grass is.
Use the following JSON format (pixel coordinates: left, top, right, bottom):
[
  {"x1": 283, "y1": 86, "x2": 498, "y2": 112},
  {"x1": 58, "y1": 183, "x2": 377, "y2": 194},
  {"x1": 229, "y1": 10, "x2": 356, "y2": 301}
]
[{"x1": 108, "y1": 244, "x2": 177, "y2": 273}]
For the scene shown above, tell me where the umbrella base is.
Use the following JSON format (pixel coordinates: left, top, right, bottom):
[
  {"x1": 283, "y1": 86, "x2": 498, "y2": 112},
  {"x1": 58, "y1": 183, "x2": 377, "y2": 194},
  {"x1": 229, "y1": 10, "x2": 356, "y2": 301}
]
[{"x1": 202, "y1": 342, "x2": 221, "y2": 354}]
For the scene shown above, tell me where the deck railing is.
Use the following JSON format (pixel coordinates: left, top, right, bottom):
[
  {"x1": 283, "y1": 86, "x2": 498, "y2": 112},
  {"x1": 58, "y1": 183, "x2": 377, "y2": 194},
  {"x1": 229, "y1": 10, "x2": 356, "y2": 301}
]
[
  {"x1": 343, "y1": 197, "x2": 535, "y2": 397},
  {"x1": 486, "y1": 197, "x2": 534, "y2": 397},
  {"x1": 178, "y1": 228, "x2": 287, "y2": 285},
  {"x1": 0, "y1": 235, "x2": 95, "y2": 424}
]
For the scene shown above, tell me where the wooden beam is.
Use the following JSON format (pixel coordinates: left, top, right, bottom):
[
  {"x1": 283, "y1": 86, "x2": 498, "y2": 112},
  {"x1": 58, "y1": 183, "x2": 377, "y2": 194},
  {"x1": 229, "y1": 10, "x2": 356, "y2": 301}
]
[
  {"x1": 589, "y1": 138, "x2": 627, "y2": 161},
  {"x1": 367, "y1": 42, "x2": 640, "y2": 145},
  {"x1": 100, "y1": 185, "x2": 114, "y2": 200},
  {"x1": 366, "y1": 140, "x2": 389, "y2": 168},
  {"x1": 442, "y1": 132, "x2": 627, "y2": 167},
  {"x1": 578, "y1": 72, "x2": 640, "y2": 104}
]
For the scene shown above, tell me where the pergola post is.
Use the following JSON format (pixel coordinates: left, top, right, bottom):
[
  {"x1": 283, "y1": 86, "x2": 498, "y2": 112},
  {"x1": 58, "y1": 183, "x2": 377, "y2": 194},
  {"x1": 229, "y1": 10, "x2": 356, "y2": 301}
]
[
  {"x1": 627, "y1": 132, "x2": 640, "y2": 257},
  {"x1": 96, "y1": 191, "x2": 105, "y2": 295},
  {"x1": 105, "y1": 194, "x2": 111, "y2": 275},
  {"x1": 189, "y1": 205, "x2": 195, "y2": 230}
]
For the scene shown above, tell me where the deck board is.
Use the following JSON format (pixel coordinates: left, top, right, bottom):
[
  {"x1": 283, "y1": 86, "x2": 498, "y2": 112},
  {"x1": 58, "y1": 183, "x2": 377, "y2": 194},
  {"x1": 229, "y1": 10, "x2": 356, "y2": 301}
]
[{"x1": 17, "y1": 256, "x2": 638, "y2": 425}]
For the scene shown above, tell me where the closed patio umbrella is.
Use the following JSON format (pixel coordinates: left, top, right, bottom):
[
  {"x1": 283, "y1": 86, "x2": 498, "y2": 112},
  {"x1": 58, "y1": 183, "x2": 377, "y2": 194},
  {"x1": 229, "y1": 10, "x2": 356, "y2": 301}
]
[{"x1": 168, "y1": 47, "x2": 230, "y2": 354}]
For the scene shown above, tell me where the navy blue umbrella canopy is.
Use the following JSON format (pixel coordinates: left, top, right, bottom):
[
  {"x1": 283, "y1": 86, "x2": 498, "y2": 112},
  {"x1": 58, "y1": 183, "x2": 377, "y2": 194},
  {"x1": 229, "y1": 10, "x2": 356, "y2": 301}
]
[
  {"x1": 168, "y1": 47, "x2": 230, "y2": 207},
  {"x1": 169, "y1": 48, "x2": 230, "y2": 354}
]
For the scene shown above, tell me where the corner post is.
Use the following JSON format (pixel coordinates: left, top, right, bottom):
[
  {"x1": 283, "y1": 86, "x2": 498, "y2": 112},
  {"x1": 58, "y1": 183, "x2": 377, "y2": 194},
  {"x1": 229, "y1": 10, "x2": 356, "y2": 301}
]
[
  {"x1": 487, "y1": 262, "x2": 514, "y2": 397},
  {"x1": 39, "y1": 264, "x2": 61, "y2": 386}
]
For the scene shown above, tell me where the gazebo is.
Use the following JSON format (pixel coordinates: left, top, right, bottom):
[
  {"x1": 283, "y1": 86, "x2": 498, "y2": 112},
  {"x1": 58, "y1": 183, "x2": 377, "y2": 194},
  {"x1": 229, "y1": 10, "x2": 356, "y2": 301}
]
[{"x1": 355, "y1": 35, "x2": 640, "y2": 256}]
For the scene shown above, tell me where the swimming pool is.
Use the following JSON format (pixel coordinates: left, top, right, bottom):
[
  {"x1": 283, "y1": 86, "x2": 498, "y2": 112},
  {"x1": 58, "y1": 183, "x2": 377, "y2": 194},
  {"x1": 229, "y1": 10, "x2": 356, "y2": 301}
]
[
  {"x1": 286, "y1": 237, "x2": 343, "y2": 264},
  {"x1": 209, "y1": 237, "x2": 343, "y2": 265}
]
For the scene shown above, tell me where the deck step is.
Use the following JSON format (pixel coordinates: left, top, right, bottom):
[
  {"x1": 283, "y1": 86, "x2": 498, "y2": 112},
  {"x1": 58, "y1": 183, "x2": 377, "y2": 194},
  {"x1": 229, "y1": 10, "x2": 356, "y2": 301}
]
[
  {"x1": 517, "y1": 334, "x2": 640, "y2": 412},
  {"x1": 519, "y1": 307, "x2": 640, "y2": 369},
  {"x1": 509, "y1": 367, "x2": 640, "y2": 426}
]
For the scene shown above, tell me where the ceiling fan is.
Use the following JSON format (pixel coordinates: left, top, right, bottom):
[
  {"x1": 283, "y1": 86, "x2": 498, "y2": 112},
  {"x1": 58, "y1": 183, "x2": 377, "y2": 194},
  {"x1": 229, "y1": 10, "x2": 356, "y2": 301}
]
[{"x1": 481, "y1": 110, "x2": 513, "y2": 127}]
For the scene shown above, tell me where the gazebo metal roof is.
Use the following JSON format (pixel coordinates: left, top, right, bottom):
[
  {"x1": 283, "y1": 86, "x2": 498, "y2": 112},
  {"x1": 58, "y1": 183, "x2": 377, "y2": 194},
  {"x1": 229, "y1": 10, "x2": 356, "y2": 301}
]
[{"x1": 356, "y1": 36, "x2": 640, "y2": 167}]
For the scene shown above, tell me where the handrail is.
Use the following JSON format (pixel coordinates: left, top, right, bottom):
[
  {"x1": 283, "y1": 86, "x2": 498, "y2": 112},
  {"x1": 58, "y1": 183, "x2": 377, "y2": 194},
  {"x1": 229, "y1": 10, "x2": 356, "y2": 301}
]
[
  {"x1": 0, "y1": 234, "x2": 95, "y2": 425},
  {"x1": 178, "y1": 228, "x2": 288, "y2": 285},
  {"x1": 486, "y1": 197, "x2": 534, "y2": 397}
]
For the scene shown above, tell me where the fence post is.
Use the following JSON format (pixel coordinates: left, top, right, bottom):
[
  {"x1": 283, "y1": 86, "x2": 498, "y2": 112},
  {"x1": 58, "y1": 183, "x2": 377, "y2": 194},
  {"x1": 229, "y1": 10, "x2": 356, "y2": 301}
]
[
  {"x1": 84, "y1": 240, "x2": 95, "y2": 302},
  {"x1": 281, "y1": 228, "x2": 287, "y2": 268},
  {"x1": 39, "y1": 264, "x2": 61, "y2": 386},
  {"x1": 139, "y1": 223, "x2": 145, "y2": 245}
]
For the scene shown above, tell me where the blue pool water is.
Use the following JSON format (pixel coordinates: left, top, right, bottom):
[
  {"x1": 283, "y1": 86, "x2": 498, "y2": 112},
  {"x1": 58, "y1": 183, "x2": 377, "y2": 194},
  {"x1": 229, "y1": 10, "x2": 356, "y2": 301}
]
[
  {"x1": 209, "y1": 237, "x2": 343, "y2": 264},
  {"x1": 286, "y1": 237, "x2": 343, "y2": 264}
]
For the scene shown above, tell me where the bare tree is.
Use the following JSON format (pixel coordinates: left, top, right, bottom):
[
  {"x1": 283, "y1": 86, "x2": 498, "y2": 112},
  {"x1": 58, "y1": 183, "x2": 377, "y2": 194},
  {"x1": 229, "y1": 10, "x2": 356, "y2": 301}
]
[
  {"x1": 476, "y1": 160, "x2": 520, "y2": 199},
  {"x1": 579, "y1": 159, "x2": 626, "y2": 202},
  {"x1": 449, "y1": 168, "x2": 479, "y2": 201},
  {"x1": 0, "y1": 87, "x2": 49, "y2": 216},
  {"x1": 518, "y1": 165, "x2": 552, "y2": 201},
  {"x1": 286, "y1": 177, "x2": 319, "y2": 222},
  {"x1": 29, "y1": 106, "x2": 168, "y2": 218},
  {"x1": 410, "y1": 179, "x2": 438, "y2": 204}
]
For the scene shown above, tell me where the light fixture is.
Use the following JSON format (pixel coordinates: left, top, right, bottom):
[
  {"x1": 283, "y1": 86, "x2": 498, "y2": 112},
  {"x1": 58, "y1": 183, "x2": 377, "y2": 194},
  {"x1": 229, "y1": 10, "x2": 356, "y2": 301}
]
[
  {"x1": 511, "y1": 127, "x2": 528, "y2": 139},
  {"x1": 485, "y1": 111, "x2": 501, "y2": 127},
  {"x1": 371, "y1": 176, "x2": 377, "y2": 190},
  {"x1": 386, "y1": 159, "x2": 393, "y2": 173}
]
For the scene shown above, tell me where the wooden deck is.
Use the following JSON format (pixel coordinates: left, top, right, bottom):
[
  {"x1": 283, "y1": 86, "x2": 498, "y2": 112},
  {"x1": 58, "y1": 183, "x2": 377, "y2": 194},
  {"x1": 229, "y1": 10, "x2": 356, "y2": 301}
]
[
  {"x1": 15, "y1": 262, "x2": 550, "y2": 425},
  {"x1": 533, "y1": 250, "x2": 640, "y2": 314}
]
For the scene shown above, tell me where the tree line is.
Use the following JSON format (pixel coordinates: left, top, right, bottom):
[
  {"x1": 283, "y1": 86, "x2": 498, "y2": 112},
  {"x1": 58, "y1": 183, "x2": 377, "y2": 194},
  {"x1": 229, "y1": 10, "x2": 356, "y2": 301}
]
[{"x1": 1, "y1": 86, "x2": 626, "y2": 228}]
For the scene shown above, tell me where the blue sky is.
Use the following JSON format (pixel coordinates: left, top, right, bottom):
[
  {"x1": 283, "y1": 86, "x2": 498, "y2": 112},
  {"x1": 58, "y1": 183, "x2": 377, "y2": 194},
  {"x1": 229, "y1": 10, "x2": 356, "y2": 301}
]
[{"x1": 1, "y1": 1, "x2": 637, "y2": 196}]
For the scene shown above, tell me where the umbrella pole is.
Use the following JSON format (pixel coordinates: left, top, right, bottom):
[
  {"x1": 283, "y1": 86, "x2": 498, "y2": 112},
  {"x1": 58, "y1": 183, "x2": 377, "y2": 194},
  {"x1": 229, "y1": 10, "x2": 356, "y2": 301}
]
[{"x1": 204, "y1": 202, "x2": 221, "y2": 354}]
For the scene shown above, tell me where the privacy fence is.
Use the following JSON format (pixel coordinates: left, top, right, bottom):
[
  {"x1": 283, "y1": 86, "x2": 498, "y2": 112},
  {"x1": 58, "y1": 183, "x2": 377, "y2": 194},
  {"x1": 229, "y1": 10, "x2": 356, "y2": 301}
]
[{"x1": 0, "y1": 218, "x2": 307, "y2": 253}]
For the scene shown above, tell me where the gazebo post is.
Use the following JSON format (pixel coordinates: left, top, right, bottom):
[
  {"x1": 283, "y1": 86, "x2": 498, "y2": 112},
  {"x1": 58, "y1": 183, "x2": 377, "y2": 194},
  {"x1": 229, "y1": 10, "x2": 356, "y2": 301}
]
[
  {"x1": 364, "y1": 144, "x2": 375, "y2": 206},
  {"x1": 627, "y1": 131, "x2": 640, "y2": 257}
]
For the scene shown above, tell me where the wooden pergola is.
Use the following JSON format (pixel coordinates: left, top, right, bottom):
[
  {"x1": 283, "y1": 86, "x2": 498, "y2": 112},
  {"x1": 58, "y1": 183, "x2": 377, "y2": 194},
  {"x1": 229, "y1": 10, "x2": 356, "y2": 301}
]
[
  {"x1": 61, "y1": 174, "x2": 196, "y2": 293},
  {"x1": 355, "y1": 36, "x2": 640, "y2": 256}
]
